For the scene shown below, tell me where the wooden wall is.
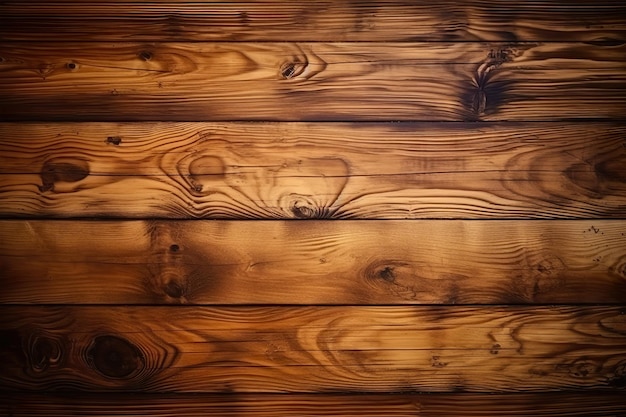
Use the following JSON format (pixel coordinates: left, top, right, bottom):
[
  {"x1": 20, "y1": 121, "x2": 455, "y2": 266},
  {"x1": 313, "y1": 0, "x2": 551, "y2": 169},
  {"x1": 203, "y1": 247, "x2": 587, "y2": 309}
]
[{"x1": 1, "y1": 1, "x2": 626, "y2": 415}]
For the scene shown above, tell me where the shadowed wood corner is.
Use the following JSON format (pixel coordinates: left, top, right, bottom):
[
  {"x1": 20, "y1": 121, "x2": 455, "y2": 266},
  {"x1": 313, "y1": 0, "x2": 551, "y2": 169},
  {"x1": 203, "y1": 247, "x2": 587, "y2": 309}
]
[{"x1": 0, "y1": 1, "x2": 625, "y2": 416}]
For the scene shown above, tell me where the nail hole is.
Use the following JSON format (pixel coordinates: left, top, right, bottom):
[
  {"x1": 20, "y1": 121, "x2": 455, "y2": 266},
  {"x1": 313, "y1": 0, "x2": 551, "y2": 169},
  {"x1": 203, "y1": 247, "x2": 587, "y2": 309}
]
[{"x1": 170, "y1": 244, "x2": 180, "y2": 253}]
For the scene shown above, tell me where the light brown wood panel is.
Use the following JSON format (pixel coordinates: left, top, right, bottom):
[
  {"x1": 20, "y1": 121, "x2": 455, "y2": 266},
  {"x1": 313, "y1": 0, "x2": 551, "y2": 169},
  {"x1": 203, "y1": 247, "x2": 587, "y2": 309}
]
[
  {"x1": 2, "y1": 392, "x2": 626, "y2": 417},
  {"x1": 1, "y1": 122, "x2": 625, "y2": 219},
  {"x1": 0, "y1": 42, "x2": 624, "y2": 121},
  {"x1": 1, "y1": 306, "x2": 625, "y2": 392},
  {"x1": 1, "y1": 220, "x2": 625, "y2": 304},
  {"x1": 1, "y1": 1, "x2": 625, "y2": 42}
]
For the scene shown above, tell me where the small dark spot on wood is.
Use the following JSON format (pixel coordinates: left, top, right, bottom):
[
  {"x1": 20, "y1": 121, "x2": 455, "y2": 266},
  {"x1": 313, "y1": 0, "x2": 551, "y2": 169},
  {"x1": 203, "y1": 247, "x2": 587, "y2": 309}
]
[
  {"x1": 239, "y1": 11, "x2": 250, "y2": 24},
  {"x1": 111, "y1": 89, "x2": 119, "y2": 96},
  {"x1": 431, "y1": 355, "x2": 447, "y2": 368},
  {"x1": 87, "y1": 335, "x2": 144, "y2": 379},
  {"x1": 379, "y1": 266, "x2": 396, "y2": 283},
  {"x1": 138, "y1": 51, "x2": 153, "y2": 61},
  {"x1": 281, "y1": 63, "x2": 296, "y2": 79},
  {"x1": 66, "y1": 62, "x2": 77, "y2": 70},
  {"x1": 591, "y1": 225, "x2": 600, "y2": 234},
  {"x1": 170, "y1": 244, "x2": 180, "y2": 253},
  {"x1": 106, "y1": 136, "x2": 122, "y2": 146},
  {"x1": 279, "y1": 60, "x2": 307, "y2": 80},
  {"x1": 0, "y1": 56, "x2": 5, "y2": 63},
  {"x1": 490, "y1": 343, "x2": 501, "y2": 355}
]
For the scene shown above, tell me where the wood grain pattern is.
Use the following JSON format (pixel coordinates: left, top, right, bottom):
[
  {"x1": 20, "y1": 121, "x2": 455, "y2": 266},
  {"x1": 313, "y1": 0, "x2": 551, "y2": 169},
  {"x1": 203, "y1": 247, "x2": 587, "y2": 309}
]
[
  {"x1": 1, "y1": 42, "x2": 625, "y2": 121},
  {"x1": 1, "y1": 122, "x2": 625, "y2": 219},
  {"x1": 1, "y1": 1, "x2": 625, "y2": 42},
  {"x1": 2, "y1": 392, "x2": 626, "y2": 417},
  {"x1": 1, "y1": 220, "x2": 626, "y2": 305},
  {"x1": 1, "y1": 306, "x2": 625, "y2": 392}
]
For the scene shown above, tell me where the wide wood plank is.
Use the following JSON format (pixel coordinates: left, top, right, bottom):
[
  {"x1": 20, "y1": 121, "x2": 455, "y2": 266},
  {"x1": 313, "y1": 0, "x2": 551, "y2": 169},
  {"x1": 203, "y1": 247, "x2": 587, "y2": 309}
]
[
  {"x1": 1, "y1": 42, "x2": 624, "y2": 121},
  {"x1": 1, "y1": 306, "x2": 625, "y2": 392},
  {"x1": 1, "y1": 1, "x2": 625, "y2": 42},
  {"x1": 2, "y1": 392, "x2": 626, "y2": 417},
  {"x1": 1, "y1": 122, "x2": 625, "y2": 219},
  {"x1": 1, "y1": 220, "x2": 625, "y2": 304}
]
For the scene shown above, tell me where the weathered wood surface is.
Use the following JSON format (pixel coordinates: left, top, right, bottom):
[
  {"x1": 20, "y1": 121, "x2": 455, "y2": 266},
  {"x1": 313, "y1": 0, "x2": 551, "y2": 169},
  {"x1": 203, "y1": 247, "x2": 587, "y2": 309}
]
[
  {"x1": 1, "y1": 220, "x2": 625, "y2": 305},
  {"x1": 1, "y1": 1, "x2": 625, "y2": 42},
  {"x1": 1, "y1": 122, "x2": 625, "y2": 219},
  {"x1": 1, "y1": 306, "x2": 625, "y2": 392},
  {"x1": 2, "y1": 392, "x2": 626, "y2": 417},
  {"x1": 1, "y1": 43, "x2": 625, "y2": 121}
]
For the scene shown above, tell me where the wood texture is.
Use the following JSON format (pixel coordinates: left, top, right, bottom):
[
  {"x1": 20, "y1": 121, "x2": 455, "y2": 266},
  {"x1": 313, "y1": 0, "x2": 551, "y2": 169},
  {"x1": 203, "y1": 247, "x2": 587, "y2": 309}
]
[
  {"x1": 1, "y1": 1, "x2": 625, "y2": 42},
  {"x1": 1, "y1": 220, "x2": 626, "y2": 305},
  {"x1": 1, "y1": 122, "x2": 625, "y2": 219},
  {"x1": 1, "y1": 42, "x2": 625, "y2": 121},
  {"x1": 2, "y1": 392, "x2": 626, "y2": 417},
  {"x1": 1, "y1": 306, "x2": 626, "y2": 392}
]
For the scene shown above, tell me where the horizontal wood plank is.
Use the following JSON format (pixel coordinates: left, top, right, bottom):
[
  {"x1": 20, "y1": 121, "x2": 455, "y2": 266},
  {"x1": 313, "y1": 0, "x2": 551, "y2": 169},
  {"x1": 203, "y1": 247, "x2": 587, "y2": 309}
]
[
  {"x1": 2, "y1": 392, "x2": 626, "y2": 416},
  {"x1": 1, "y1": 306, "x2": 625, "y2": 392},
  {"x1": 1, "y1": 122, "x2": 625, "y2": 219},
  {"x1": 1, "y1": 220, "x2": 625, "y2": 304},
  {"x1": 0, "y1": 1, "x2": 625, "y2": 42},
  {"x1": 1, "y1": 42, "x2": 625, "y2": 121}
]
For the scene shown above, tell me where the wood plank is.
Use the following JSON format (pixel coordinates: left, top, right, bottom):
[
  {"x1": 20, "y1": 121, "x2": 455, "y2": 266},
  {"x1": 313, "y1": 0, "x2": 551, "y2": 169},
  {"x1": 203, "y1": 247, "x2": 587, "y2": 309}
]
[
  {"x1": 1, "y1": 306, "x2": 625, "y2": 392},
  {"x1": 1, "y1": 122, "x2": 625, "y2": 219},
  {"x1": 0, "y1": 1, "x2": 625, "y2": 42},
  {"x1": 2, "y1": 392, "x2": 626, "y2": 416},
  {"x1": 1, "y1": 42, "x2": 624, "y2": 121},
  {"x1": 1, "y1": 219, "x2": 625, "y2": 305}
]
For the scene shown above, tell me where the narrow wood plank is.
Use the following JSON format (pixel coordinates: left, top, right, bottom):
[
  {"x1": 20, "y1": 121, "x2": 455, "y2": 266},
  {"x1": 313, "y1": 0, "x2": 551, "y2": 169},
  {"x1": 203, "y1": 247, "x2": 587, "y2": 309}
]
[
  {"x1": 1, "y1": 306, "x2": 625, "y2": 392},
  {"x1": 1, "y1": 220, "x2": 625, "y2": 305},
  {"x1": 1, "y1": 1, "x2": 625, "y2": 42},
  {"x1": 1, "y1": 122, "x2": 625, "y2": 219},
  {"x1": 1, "y1": 42, "x2": 624, "y2": 121},
  {"x1": 2, "y1": 392, "x2": 626, "y2": 417}
]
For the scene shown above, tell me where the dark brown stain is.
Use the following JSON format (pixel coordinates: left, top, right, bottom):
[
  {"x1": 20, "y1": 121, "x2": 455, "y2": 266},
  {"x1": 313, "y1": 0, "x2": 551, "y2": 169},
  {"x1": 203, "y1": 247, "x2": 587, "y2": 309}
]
[
  {"x1": 87, "y1": 335, "x2": 144, "y2": 379},
  {"x1": 39, "y1": 158, "x2": 90, "y2": 192},
  {"x1": 379, "y1": 266, "x2": 396, "y2": 283},
  {"x1": 490, "y1": 343, "x2": 501, "y2": 355},
  {"x1": 105, "y1": 136, "x2": 122, "y2": 145},
  {"x1": 431, "y1": 355, "x2": 448, "y2": 368}
]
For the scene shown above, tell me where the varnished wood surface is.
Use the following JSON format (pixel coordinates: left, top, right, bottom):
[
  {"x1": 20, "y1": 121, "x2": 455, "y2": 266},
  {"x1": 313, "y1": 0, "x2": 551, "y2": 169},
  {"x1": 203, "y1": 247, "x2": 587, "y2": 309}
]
[
  {"x1": 1, "y1": 42, "x2": 625, "y2": 121},
  {"x1": 1, "y1": 220, "x2": 625, "y2": 305},
  {"x1": 1, "y1": 1, "x2": 625, "y2": 42},
  {"x1": 2, "y1": 392, "x2": 626, "y2": 416},
  {"x1": 1, "y1": 306, "x2": 625, "y2": 392},
  {"x1": 1, "y1": 122, "x2": 625, "y2": 219}
]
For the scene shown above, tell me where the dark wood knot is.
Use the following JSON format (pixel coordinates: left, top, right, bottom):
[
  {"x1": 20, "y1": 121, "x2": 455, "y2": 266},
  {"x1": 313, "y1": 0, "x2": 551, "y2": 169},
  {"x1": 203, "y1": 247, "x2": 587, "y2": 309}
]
[
  {"x1": 280, "y1": 61, "x2": 307, "y2": 79},
  {"x1": 138, "y1": 51, "x2": 153, "y2": 61},
  {"x1": 29, "y1": 335, "x2": 63, "y2": 372},
  {"x1": 87, "y1": 335, "x2": 144, "y2": 379},
  {"x1": 106, "y1": 136, "x2": 122, "y2": 146},
  {"x1": 39, "y1": 158, "x2": 90, "y2": 192}
]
